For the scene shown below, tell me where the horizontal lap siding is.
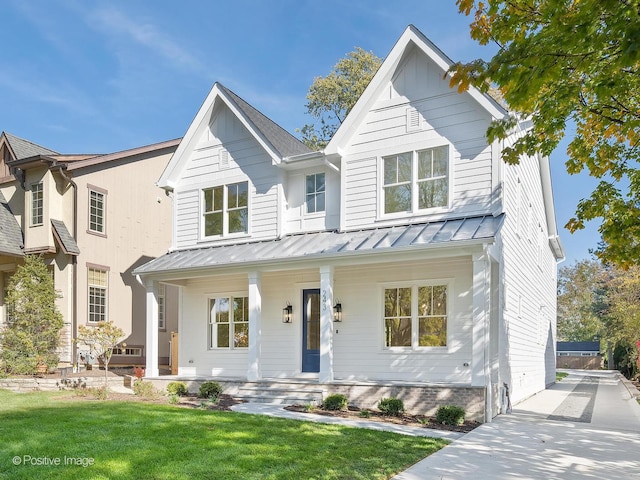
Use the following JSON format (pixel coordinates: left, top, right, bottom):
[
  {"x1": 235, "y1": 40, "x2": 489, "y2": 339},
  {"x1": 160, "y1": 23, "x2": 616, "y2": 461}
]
[{"x1": 343, "y1": 93, "x2": 494, "y2": 229}]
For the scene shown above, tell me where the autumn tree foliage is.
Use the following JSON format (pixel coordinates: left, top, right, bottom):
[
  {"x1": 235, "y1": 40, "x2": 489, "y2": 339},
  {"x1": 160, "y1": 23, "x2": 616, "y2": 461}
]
[
  {"x1": 300, "y1": 47, "x2": 382, "y2": 150},
  {"x1": 451, "y1": 0, "x2": 640, "y2": 266},
  {"x1": 0, "y1": 255, "x2": 64, "y2": 375}
]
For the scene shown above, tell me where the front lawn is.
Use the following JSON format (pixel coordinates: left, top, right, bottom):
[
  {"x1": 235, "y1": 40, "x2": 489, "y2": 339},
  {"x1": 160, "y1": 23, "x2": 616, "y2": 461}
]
[{"x1": 0, "y1": 390, "x2": 447, "y2": 479}]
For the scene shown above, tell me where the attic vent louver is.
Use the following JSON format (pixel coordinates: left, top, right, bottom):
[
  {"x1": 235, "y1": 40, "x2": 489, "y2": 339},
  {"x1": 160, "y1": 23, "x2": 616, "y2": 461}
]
[
  {"x1": 219, "y1": 149, "x2": 230, "y2": 169},
  {"x1": 406, "y1": 107, "x2": 421, "y2": 132}
]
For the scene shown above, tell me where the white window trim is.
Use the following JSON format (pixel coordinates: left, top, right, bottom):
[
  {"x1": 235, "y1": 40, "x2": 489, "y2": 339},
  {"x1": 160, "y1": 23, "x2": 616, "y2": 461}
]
[
  {"x1": 379, "y1": 279, "x2": 453, "y2": 352},
  {"x1": 87, "y1": 185, "x2": 107, "y2": 236},
  {"x1": 30, "y1": 182, "x2": 44, "y2": 227},
  {"x1": 207, "y1": 292, "x2": 249, "y2": 350},
  {"x1": 304, "y1": 172, "x2": 326, "y2": 216},
  {"x1": 87, "y1": 265, "x2": 109, "y2": 324},
  {"x1": 377, "y1": 144, "x2": 453, "y2": 221},
  {"x1": 200, "y1": 181, "x2": 251, "y2": 240}
]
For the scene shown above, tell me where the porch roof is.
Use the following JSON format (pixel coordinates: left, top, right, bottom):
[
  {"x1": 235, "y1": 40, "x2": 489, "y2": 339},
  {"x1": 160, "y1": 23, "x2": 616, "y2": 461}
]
[{"x1": 134, "y1": 214, "x2": 504, "y2": 276}]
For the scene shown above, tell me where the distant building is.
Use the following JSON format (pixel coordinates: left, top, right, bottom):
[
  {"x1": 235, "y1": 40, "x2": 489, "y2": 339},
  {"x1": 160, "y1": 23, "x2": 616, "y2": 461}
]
[
  {"x1": 0, "y1": 132, "x2": 179, "y2": 367},
  {"x1": 557, "y1": 341, "x2": 602, "y2": 369}
]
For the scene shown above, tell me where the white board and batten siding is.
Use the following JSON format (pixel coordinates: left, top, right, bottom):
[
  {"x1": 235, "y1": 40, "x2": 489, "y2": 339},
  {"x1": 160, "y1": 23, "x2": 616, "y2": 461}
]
[
  {"x1": 172, "y1": 103, "x2": 281, "y2": 250},
  {"x1": 341, "y1": 46, "x2": 496, "y2": 231}
]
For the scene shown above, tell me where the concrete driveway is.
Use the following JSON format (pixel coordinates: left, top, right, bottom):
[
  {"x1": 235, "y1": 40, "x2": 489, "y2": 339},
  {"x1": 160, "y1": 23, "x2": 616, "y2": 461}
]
[{"x1": 394, "y1": 370, "x2": 640, "y2": 479}]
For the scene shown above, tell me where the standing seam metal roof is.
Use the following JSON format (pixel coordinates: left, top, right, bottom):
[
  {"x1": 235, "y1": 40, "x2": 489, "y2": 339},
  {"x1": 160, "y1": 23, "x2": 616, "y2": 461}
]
[{"x1": 134, "y1": 214, "x2": 504, "y2": 276}]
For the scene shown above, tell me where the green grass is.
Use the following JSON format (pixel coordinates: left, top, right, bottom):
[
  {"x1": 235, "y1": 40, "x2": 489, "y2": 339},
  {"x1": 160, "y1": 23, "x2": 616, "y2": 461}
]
[
  {"x1": 556, "y1": 371, "x2": 569, "y2": 382},
  {"x1": 0, "y1": 390, "x2": 447, "y2": 479}
]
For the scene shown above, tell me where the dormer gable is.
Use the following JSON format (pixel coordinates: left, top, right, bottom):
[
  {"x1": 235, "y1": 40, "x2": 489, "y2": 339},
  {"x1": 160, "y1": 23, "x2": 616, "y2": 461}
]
[{"x1": 158, "y1": 83, "x2": 311, "y2": 190}]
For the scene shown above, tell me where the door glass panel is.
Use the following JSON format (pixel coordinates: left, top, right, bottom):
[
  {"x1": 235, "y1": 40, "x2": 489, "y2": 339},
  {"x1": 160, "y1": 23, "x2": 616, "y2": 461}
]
[{"x1": 306, "y1": 292, "x2": 320, "y2": 350}]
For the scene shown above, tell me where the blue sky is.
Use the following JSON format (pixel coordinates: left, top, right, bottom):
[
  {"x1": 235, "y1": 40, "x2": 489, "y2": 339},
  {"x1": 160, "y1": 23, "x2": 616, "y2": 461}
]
[{"x1": 1, "y1": 0, "x2": 599, "y2": 264}]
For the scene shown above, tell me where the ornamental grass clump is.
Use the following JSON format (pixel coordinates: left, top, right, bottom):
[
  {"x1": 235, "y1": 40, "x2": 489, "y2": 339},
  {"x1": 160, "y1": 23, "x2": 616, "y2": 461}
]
[{"x1": 435, "y1": 405, "x2": 465, "y2": 425}]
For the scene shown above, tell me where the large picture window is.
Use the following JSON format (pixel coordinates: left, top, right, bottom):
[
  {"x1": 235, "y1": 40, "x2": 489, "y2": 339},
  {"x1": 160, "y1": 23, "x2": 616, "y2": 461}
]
[
  {"x1": 31, "y1": 182, "x2": 43, "y2": 226},
  {"x1": 209, "y1": 296, "x2": 249, "y2": 349},
  {"x1": 203, "y1": 181, "x2": 248, "y2": 237},
  {"x1": 384, "y1": 284, "x2": 447, "y2": 348},
  {"x1": 88, "y1": 267, "x2": 108, "y2": 323},
  {"x1": 382, "y1": 146, "x2": 449, "y2": 215}
]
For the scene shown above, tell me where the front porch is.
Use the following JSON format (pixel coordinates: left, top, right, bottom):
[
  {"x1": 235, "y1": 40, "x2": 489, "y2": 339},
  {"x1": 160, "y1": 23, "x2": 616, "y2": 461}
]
[{"x1": 145, "y1": 375, "x2": 486, "y2": 421}]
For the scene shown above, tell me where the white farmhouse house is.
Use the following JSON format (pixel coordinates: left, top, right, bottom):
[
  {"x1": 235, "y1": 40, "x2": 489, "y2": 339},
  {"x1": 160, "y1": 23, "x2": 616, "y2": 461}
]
[{"x1": 135, "y1": 25, "x2": 564, "y2": 421}]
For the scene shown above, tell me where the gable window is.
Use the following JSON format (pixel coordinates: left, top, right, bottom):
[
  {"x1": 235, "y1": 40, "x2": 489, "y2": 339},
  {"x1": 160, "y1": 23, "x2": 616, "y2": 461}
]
[
  {"x1": 88, "y1": 187, "x2": 106, "y2": 235},
  {"x1": 209, "y1": 296, "x2": 249, "y2": 349},
  {"x1": 158, "y1": 283, "x2": 166, "y2": 330},
  {"x1": 203, "y1": 181, "x2": 248, "y2": 237},
  {"x1": 31, "y1": 182, "x2": 43, "y2": 226},
  {"x1": 382, "y1": 146, "x2": 449, "y2": 215},
  {"x1": 88, "y1": 267, "x2": 108, "y2": 323},
  {"x1": 384, "y1": 284, "x2": 448, "y2": 348},
  {"x1": 305, "y1": 173, "x2": 326, "y2": 214}
]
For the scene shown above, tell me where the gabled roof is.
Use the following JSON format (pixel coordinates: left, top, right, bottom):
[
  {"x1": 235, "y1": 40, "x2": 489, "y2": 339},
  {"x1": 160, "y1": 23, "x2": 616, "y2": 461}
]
[
  {"x1": 134, "y1": 214, "x2": 503, "y2": 277},
  {"x1": 51, "y1": 219, "x2": 80, "y2": 255},
  {"x1": 0, "y1": 190, "x2": 24, "y2": 257},
  {"x1": 325, "y1": 25, "x2": 507, "y2": 155},
  {"x1": 158, "y1": 83, "x2": 311, "y2": 189},
  {"x1": 1, "y1": 132, "x2": 58, "y2": 161}
]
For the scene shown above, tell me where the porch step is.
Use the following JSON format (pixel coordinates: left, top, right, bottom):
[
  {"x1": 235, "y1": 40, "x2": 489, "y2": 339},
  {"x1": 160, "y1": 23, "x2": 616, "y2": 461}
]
[{"x1": 233, "y1": 386, "x2": 325, "y2": 406}]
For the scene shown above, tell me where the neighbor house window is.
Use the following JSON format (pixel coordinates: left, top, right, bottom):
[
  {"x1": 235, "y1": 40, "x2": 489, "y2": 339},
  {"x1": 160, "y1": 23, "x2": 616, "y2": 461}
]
[
  {"x1": 306, "y1": 173, "x2": 325, "y2": 214},
  {"x1": 158, "y1": 283, "x2": 165, "y2": 330},
  {"x1": 88, "y1": 267, "x2": 108, "y2": 323},
  {"x1": 384, "y1": 284, "x2": 447, "y2": 348},
  {"x1": 31, "y1": 182, "x2": 44, "y2": 226},
  {"x1": 382, "y1": 146, "x2": 449, "y2": 215},
  {"x1": 88, "y1": 187, "x2": 106, "y2": 234},
  {"x1": 209, "y1": 296, "x2": 249, "y2": 349},
  {"x1": 203, "y1": 181, "x2": 248, "y2": 237},
  {"x1": 112, "y1": 347, "x2": 143, "y2": 356}
]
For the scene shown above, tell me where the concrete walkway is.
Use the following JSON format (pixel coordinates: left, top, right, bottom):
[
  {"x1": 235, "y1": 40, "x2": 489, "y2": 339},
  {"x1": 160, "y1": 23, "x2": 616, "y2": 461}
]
[{"x1": 394, "y1": 370, "x2": 640, "y2": 479}]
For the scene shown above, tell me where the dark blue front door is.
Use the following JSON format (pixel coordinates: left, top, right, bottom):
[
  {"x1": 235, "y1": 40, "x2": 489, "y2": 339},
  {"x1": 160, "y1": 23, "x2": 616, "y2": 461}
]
[{"x1": 302, "y1": 289, "x2": 320, "y2": 372}]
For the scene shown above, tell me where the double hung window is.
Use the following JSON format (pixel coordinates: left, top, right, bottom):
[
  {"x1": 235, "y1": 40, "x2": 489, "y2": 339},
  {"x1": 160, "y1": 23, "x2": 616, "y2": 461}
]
[
  {"x1": 209, "y1": 296, "x2": 249, "y2": 349},
  {"x1": 203, "y1": 181, "x2": 248, "y2": 237}
]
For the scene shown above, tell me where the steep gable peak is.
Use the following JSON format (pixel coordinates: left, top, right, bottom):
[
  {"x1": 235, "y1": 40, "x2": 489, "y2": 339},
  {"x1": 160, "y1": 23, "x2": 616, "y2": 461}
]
[
  {"x1": 158, "y1": 82, "x2": 310, "y2": 189},
  {"x1": 1, "y1": 131, "x2": 58, "y2": 161},
  {"x1": 325, "y1": 24, "x2": 507, "y2": 155}
]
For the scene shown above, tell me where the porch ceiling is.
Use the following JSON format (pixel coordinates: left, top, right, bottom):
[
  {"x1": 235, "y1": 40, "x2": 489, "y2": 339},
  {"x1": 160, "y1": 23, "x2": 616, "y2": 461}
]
[{"x1": 134, "y1": 214, "x2": 504, "y2": 277}]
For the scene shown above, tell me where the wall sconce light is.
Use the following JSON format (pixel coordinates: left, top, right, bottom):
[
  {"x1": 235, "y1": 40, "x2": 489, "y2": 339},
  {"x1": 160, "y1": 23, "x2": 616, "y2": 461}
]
[
  {"x1": 282, "y1": 303, "x2": 293, "y2": 323},
  {"x1": 333, "y1": 302, "x2": 343, "y2": 322}
]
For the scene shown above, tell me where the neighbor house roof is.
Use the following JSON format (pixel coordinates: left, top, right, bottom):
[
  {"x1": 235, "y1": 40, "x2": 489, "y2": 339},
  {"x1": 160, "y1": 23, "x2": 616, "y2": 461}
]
[
  {"x1": 2, "y1": 132, "x2": 59, "y2": 160},
  {"x1": 51, "y1": 219, "x2": 80, "y2": 255},
  {"x1": 134, "y1": 214, "x2": 503, "y2": 277},
  {"x1": 557, "y1": 341, "x2": 600, "y2": 352},
  {"x1": 0, "y1": 190, "x2": 24, "y2": 257}
]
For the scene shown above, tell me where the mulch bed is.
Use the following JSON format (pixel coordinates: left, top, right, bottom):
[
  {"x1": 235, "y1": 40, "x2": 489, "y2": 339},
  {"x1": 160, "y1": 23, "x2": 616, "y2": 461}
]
[{"x1": 284, "y1": 404, "x2": 480, "y2": 433}]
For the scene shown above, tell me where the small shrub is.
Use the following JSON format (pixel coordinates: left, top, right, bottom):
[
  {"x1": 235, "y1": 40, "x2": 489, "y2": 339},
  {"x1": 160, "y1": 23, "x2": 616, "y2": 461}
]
[
  {"x1": 435, "y1": 405, "x2": 465, "y2": 425},
  {"x1": 133, "y1": 379, "x2": 160, "y2": 399},
  {"x1": 378, "y1": 397, "x2": 405, "y2": 416},
  {"x1": 322, "y1": 393, "x2": 348, "y2": 411},
  {"x1": 167, "y1": 381, "x2": 188, "y2": 396},
  {"x1": 88, "y1": 385, "x2": 108, "y2": 400},
  {"x1": 303, "y1": 403, "x2": 315, "y2": 412},
  {"x1": 199, "y1": 381, "x2": 223, "y2": 400},
  {"x1": 358, "y1": 409, "x2": 371, "y2": 418},
  {"x1": 168, "y1": 394, "x2": 179, "y2": 404},
  {"x1": 133, "y1": 366, "x2": 145, "y2": 379}
]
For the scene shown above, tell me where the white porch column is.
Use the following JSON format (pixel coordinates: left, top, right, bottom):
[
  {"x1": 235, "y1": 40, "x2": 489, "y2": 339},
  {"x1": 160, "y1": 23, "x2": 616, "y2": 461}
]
[
  {"x1": 247, "y1": 272, "x2": 262, "y2": 381},
  {"x1": 319, "y1": 265, "x2": 334, "y2": 383},
  {"x1": 145, "y1": 279, "x2": 160, "y2": 377},
  {"x1": 472, "y1": 251, "x2": 492, "y2": 421}
]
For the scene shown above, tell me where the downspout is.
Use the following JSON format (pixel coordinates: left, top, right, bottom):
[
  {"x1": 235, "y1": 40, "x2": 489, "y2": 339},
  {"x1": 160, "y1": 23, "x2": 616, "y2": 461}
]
[{"x1": 56, "y1": 165, "x2": 78, "y2": 365}]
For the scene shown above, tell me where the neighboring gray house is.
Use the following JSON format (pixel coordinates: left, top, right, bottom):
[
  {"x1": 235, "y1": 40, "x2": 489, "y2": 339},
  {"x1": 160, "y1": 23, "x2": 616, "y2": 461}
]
[{"x1": 135, "y1": 25, "x2": 564, "y2": 421}]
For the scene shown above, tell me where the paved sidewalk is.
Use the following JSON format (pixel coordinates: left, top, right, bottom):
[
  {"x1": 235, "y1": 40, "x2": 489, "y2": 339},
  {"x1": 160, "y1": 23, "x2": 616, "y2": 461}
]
[{"x1": 394, "y1": 370, "x2": 640, "y2": 479}]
